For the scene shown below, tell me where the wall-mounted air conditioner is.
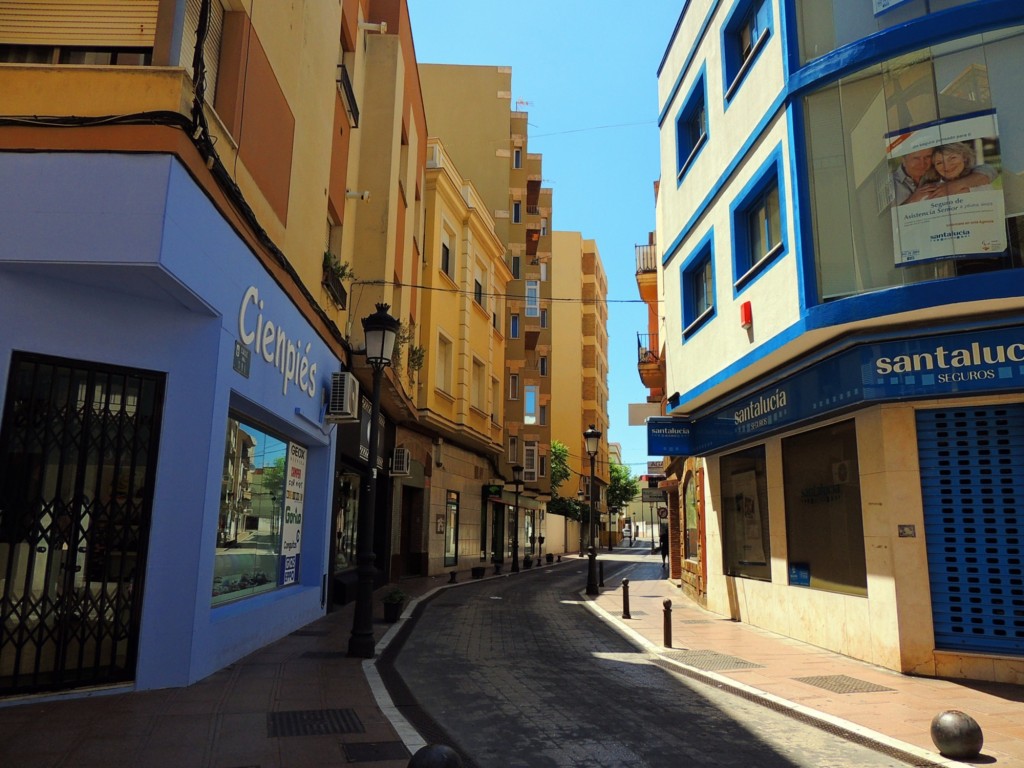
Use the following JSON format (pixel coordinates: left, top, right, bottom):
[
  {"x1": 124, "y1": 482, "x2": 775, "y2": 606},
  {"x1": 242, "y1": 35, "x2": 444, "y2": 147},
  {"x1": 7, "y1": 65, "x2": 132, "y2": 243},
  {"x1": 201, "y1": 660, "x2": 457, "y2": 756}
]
[
  {"x1": 392, "y1": 447, "x2": 411, "y2": 476},
  {"x1": 326, "y1": 371, "x2": 359, "y2": 422}
]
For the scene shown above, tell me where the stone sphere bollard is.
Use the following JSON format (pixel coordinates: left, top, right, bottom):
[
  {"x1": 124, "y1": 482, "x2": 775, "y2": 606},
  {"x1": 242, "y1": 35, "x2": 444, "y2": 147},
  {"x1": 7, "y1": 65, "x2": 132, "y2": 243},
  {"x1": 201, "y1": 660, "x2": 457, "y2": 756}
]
[
  {"x1": 930, "y1": 710, "x2": 984, "y2": 759},
  {"x1": 408, "y1": 743, "x2": 464, "y2": 768}
]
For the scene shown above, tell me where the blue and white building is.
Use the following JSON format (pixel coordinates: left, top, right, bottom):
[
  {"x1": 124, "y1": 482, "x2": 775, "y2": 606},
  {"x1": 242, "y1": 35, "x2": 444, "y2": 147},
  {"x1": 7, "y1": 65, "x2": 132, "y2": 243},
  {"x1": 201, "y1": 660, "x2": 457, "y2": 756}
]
[{"x1": 654, "y1": 0, "x2": 1024, "y2": 682}]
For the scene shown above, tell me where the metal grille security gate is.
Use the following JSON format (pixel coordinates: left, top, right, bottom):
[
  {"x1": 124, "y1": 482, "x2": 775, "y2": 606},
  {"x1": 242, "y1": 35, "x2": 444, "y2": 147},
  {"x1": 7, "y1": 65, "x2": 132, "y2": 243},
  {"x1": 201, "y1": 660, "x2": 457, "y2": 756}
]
[
  {"x1": 917, "y1": 406, "x2": 1024, "y2": 655},
  {"x1": 0, "y1": 354, "x2": 164, "y2": 693}
]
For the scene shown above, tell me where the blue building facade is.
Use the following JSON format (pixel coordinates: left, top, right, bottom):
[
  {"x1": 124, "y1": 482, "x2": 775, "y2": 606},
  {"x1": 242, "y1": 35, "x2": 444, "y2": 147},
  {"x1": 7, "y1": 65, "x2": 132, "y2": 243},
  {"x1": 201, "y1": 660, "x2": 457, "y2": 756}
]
[
  {"x1": 655, "y1": 0, "x2": 1024, "y2": 682},
  {"x1": 0, "y1": 153, "x2": 339, "y2": 694}
]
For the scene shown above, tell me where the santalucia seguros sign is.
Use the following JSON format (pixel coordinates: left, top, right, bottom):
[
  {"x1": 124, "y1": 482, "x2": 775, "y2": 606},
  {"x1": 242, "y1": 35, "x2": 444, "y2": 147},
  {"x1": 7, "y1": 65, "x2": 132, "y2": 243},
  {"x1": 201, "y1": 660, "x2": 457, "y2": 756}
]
[{"x1": 648, "y1": 325, "x2": 1024, "y2": 456}]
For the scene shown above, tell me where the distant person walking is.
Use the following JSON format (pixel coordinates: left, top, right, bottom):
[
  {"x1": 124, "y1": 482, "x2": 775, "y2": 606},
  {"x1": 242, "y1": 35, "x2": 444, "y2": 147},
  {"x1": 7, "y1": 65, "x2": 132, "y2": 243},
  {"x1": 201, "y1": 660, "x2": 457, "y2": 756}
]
[{"x1": 659, "y1": 525, "x2": 669, "y2": 567}]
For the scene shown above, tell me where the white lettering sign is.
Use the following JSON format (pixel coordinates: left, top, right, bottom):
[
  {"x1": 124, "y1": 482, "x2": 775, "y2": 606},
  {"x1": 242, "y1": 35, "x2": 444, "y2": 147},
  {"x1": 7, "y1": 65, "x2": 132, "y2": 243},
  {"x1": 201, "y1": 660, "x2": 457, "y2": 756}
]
[{"x1": 238, "y1": 286, "x2": 317, "y2": 398}]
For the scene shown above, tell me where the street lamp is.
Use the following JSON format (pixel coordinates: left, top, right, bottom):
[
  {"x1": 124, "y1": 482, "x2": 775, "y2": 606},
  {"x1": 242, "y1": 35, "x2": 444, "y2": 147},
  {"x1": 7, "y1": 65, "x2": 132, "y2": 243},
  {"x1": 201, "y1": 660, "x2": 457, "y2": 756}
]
[
  {"x1": 511, "y1": 464, "x2": 523, "y2": 573},
  {"x1": 576, "y1": 489, "x2": 585, "y2": 557},
  {"x1": 583, "y1": 424, "x2": 601, "y2": 596},
  {"x1": 348, "y1": 303, "x2": 399, "y2": 659}
]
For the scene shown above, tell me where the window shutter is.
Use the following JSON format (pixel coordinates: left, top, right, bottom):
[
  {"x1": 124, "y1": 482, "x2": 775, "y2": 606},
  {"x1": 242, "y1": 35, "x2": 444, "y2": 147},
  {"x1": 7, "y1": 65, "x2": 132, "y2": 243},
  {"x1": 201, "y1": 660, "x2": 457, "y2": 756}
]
[{"x1": 0, "y1": 0, "x2": 159, "y2": 47}]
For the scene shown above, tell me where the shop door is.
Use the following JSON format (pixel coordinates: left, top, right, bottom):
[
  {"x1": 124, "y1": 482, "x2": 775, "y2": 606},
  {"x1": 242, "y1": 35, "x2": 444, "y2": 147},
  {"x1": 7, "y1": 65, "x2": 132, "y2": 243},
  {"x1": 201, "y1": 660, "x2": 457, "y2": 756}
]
[
  {"x1": 490, "y1": 501, "x2": 505, "y2": 565},
  {"x1": 0, "y1": 354, "x2": 164, "y2": 694},
  {"x1": 917, "y1": 406, "x2": 1024, "y2": 656}
]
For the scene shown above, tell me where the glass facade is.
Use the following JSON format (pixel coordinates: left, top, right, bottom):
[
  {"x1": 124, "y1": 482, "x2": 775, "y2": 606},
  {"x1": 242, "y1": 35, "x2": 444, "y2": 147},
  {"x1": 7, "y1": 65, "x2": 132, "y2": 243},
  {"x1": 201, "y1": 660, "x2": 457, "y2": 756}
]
[
  {"x1": 720, "y1": 446, "x2": 771, "y2": 580},
  {"x1": 804, "y1": 28, "x2": 1024, "y2": 302}
]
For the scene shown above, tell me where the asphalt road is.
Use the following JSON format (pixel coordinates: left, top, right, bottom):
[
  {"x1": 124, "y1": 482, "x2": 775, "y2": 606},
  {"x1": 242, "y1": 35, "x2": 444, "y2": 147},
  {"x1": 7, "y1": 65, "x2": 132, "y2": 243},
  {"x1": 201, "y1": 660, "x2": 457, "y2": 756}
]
[{"x1": 384, "y1": 560, "x2": 918, "y2": 768}]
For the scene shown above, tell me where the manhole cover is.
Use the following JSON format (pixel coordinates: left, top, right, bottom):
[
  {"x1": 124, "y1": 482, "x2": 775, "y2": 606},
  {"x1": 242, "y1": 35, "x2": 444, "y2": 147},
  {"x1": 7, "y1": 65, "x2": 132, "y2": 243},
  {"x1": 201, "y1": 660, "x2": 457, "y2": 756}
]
[
  {"x1": 343, "y1": 741, "x2": 410, "y2": 762},
  {"x1": 795, "y1": 674, "x2": 895, "y2": 694},
  {"x1": 267, "y1": 708, "x2": 365, "y2": 737},
  {"x1": 662, "y1": 649, "x2": 763, "y2": 671}
]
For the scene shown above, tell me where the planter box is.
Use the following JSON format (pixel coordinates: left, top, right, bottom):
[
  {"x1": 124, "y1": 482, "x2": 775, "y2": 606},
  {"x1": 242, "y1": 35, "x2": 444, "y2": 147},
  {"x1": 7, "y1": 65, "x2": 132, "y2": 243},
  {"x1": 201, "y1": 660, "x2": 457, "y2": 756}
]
[{"x1": 383, "y1": 601, "x2": 404, "y2": 623}]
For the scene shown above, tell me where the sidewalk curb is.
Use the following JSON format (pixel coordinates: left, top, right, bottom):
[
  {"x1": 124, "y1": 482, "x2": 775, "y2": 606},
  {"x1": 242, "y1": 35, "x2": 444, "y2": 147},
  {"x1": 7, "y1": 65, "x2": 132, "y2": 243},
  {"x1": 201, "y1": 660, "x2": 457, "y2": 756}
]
[{"x1": 582, "y1": 576, "x2": 962, "y2": 768}]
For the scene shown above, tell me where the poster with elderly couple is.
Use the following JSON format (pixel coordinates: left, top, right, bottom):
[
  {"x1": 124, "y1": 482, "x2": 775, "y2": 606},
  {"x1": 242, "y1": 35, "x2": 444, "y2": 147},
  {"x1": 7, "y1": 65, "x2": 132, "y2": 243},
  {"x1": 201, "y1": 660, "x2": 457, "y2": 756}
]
[{"x1": 886, "y1": 111, "x2": 1005, "y2": 266}]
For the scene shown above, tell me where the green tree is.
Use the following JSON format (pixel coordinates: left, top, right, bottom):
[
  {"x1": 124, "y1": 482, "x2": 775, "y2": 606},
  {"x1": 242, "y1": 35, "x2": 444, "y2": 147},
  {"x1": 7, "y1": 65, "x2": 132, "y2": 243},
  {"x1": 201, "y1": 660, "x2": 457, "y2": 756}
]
[
  {"x1": 549, "y1": 440, "x2": 570, "y2": 496},
  {"x1": 606, "y1": 461, "x2": 640, "y2": 512}
]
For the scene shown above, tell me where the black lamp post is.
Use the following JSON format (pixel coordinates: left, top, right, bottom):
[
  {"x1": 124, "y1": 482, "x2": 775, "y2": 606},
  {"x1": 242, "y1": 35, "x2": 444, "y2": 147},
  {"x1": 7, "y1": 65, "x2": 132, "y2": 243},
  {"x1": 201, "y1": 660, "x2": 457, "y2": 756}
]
[
  {"x1": 577, "y1": 489, "x2": 585, "y2": 557},
  {"x1": 583, "y1": 424, "x2": 601, "y2": 596},
  {"x1": 511, "y1": 464, "x2": 523, "y2": 574},
  {"x1": 348, "y1": 303, "x2": 399, "y2": 659}
]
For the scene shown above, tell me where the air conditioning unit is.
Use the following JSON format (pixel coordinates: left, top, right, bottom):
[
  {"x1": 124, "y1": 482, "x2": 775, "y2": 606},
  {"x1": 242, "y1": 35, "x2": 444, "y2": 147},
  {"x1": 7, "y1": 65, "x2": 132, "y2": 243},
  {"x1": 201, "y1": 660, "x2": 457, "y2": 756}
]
[
  {"x1": 326, "y1": 371, "x2": 359, "y2": 422},
  {"x1": 392, "y1": 447, "x2": 411, "y2": 476}
]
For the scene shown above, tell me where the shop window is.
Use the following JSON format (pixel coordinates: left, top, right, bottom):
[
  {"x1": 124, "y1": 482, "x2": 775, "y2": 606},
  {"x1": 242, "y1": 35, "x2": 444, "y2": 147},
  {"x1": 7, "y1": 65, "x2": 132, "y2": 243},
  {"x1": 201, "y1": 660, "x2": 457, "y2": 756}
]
[
  {"x1": 675, "y1": 67, "x2": 709, "y2": 182},
  {"x1": 684, "y1": 473, "x2": 699, "y2": 560},
  {"x1": 214, "y1": 415, "x2": 306, "y2": 605},
  {"x1": 722, "y1": 0, "x2": 772, "y2": 101},
  {"x1": 731, "y1": 150, "x2": 786, "y2": 291},
  {"x1": 444, "y1": 491, "x2": 459, "y2": 567},
  {"x1": 805, "y1": 30, "x2": 1024, "y2": 303},
  {"x1": 720, "y1": 445, "x2": 771, "y2": 581},
  {"x1": 334, "y1": 472, "x2": 360, "y2": 574},
  {"x1": 782, "y1": 421, "x2": 867, "y2": 596},
  {"x1": 680, "y1": 232, "x2": 715, "y2": 337}
]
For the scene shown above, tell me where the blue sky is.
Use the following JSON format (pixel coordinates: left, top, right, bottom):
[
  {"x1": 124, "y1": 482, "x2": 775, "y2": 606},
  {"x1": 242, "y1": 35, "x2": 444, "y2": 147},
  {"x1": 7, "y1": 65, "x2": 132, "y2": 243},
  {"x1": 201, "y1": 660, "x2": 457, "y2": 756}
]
[{"x1": 407, "y1": 1, "x2": 682, "y2": 476}]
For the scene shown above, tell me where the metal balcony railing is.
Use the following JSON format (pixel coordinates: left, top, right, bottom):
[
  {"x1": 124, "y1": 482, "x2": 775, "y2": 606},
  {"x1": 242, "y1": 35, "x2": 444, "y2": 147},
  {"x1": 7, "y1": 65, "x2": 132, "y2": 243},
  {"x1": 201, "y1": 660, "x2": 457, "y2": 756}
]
[
  {"x1": 336, "y1": 63, "x2": 359, "y2": 128},
  {"x1": 635, "y1": 243, "x2": 658, "y2": 274},
  {"x1": 637, "y1": 333, "x2": 659, "y2": 364}
]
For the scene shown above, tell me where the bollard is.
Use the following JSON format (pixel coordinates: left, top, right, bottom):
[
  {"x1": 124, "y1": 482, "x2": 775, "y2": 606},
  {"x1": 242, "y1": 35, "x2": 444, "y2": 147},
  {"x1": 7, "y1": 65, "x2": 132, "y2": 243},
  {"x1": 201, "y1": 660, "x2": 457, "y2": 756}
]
[
  {"x1": 408, "y1": 743, "x2": 464, "y2": 767},
  {"x1": 622, "y1": 579, "x2": 631, "y2": 619},
  {"x1": 448, "y1": 571, "x2": 457, "y2": 584},
  {"x1": 663, "y1": 598, "x2": 672, "y2": 648},
  {"x1": 930, "y1": 710, "x2": 984, "y2": 760},
  {"x1": 599, "y1": 561, "x2": 605, "y2": 587}
]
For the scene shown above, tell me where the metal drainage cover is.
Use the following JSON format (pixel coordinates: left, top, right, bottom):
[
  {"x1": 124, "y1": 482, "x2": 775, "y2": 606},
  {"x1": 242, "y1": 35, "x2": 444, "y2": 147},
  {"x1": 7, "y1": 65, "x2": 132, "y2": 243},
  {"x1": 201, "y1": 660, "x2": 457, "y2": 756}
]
[
  {"x1": 343, "y1": 741, "x2": 410, "y2": 762},
  {"x1": 795, "y1": 675, "x2": 895, "y2": 694},
  {"x1": 662, "y1": 650, "x2": 763, "y2": 671},
  {"x1": 267, "y1": 708, "x2": 365, "y2": 737}
]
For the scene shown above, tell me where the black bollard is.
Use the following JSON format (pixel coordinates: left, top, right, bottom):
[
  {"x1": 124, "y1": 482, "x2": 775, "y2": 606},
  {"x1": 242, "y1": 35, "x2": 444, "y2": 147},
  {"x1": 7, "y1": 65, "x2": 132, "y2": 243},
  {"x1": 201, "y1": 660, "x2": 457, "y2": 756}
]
[
  {"x1": 663, "y1": 598, "x2": 672, "y2": 648},
  {"x1": 622, "y1": 579, "x2": 631, "y2": 619},
  {"x1": 408, "y1": 743, "x2": 464, "y2": 767},
  {"x1": 448, "y1": 571, "x2": 457, "y2": 584},
  {"x1": 930, "y1": 710, "x2": 984, "y2": 760},
  {"x1": 599, "y1": 561, "x2": 605, "y2": 587}
]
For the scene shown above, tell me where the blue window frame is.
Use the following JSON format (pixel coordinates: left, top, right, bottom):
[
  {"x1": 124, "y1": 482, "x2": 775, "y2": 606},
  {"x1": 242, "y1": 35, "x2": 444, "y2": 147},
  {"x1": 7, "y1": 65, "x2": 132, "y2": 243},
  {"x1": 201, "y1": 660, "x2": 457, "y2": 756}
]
[
  {"x1": 730, "y1": 148, "x2": 787, "y2": 293},
  {"x1": 721, "y1": 0, "x2": 772, "y2": 102},
  {"x1": 675, "y1": 66, "x2": 708, "y2": 183},
  {"x1": 680, "y1": 231, "x2": 716, "y2": 338}
]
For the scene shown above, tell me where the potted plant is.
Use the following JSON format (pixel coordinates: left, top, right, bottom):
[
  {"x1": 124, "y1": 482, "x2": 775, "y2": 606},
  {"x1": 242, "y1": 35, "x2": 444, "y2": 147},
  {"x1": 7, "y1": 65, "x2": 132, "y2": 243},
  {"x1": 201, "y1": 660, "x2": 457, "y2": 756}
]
[{"x1": 382, "y1": 587, "x2": 407, "y2": 623}]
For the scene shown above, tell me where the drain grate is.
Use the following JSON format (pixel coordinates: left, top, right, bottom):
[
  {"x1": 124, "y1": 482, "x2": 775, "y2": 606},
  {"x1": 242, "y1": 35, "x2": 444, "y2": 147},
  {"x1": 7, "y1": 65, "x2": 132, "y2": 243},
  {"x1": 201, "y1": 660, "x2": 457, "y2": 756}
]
[
  {"x1": 343, "y1": 741, "x2": 411, "y2": 762},
  {"x1": 662, "y1": 649, "x2": 763, "y2": 671},
  {"x1": 267, "y1": 708, "x2": 365, "y2": 737},
  {"x1": 795, "y1": 675, "x2": 895, "y2": 694},
  {"x1": 678, "y1": 619, "x2": 713, "y2": 624}
]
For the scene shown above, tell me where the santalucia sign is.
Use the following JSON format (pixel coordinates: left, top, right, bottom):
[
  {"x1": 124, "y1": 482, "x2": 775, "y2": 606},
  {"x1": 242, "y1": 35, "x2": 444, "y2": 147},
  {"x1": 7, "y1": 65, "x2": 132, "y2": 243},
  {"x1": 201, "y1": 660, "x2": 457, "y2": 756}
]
[{"x1": 652, "y1": 324, "x2": 1024, "y2": 456}]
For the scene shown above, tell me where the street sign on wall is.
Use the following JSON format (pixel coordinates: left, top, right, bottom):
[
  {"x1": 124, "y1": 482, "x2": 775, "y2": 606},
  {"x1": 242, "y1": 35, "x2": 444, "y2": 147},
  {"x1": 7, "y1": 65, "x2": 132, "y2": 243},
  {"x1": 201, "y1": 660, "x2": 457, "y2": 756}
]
[{"x1": 641, "y1": 488, "x2": 666, "y2": 503}]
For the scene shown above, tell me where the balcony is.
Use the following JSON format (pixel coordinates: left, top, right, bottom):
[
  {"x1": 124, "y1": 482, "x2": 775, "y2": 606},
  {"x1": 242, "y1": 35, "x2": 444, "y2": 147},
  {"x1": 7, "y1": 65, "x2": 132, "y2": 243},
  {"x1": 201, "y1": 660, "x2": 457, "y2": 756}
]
[
  {"x1": 336, "y1": 63, "x2": 359, "y2": 128},
  {"x1": 637, "y1": 333, "x2": 664, "y2": 390},
  {"x1": 636, "y1": 243, "x2": 658, "y2": 273}
]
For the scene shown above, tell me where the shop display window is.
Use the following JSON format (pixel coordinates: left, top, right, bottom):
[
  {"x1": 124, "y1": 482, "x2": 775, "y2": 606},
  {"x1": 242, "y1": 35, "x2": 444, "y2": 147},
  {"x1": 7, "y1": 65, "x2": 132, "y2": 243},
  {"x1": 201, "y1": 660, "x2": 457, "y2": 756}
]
[
  {"x1": 334, "y1": 473, "x2": 360, "y2": 574},
  {"x1": 212, "y1": 415, "x2": 295, "y2": 605},
  {"x1": 720, "y1": 446, "x2": 771, "y2": 581},
  {"x1": 684, "y1": 473, "x2": 700, "y2": 560},
  {"x1": 782, "y1": 420, "x2": 867, "y2": 596}
]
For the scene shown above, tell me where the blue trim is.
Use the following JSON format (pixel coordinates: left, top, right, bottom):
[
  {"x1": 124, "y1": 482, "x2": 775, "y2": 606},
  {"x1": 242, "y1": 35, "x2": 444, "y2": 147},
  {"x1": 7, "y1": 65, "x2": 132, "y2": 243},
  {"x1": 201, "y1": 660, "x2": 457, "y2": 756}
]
[
  {"x1": 786, "y1": 96, "x2": 815, "y2": 314},
  {"x1": 721, "y1": 0, "x2": 773, "y2": 106},
  {"x1": 883, "y1": 107, "x2": 998, "y2": 139},
  {"x1": 674, "y1": 64, "x2": 709, "y2": 184},
  {"x1": 662, "y1": 88, "x2": 788, "y2": 268},
  {"x1": 786, "y1": 1, "x2": 1024, "y2": 97},
  {"x1": 659, "y1": 1, "x2": 723, "y2": 126},
  {"x1": 729, "y1": 145, "x2": 788, "y2": 296},
  {"x1": 657, "y1": 1, "x2": 694, "y2": 77},
  {"x1": 680, "y1": 229, "x2": 717, "y2": 338}
]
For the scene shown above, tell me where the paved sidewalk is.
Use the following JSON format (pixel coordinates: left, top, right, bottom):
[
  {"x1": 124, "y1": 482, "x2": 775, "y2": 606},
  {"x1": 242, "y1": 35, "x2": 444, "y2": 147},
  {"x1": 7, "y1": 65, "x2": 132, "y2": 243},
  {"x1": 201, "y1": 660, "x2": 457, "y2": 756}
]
[{"x1": 0, "y1": 548, "x2": 1021, "y2": 767}]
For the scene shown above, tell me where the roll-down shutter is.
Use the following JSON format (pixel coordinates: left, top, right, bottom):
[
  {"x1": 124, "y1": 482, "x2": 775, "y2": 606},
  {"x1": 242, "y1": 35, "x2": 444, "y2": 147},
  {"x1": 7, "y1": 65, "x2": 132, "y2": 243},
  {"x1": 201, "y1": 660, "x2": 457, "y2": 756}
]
[
  {"x1": 917, "y1": 406, "x2": 1024, "y2": 655},
  {"x1": 0, "y1": 0, "x2": 158, "y2": 47},
  {"x1": 179, "y1": 0, "x2": 223, "y2": 104}
]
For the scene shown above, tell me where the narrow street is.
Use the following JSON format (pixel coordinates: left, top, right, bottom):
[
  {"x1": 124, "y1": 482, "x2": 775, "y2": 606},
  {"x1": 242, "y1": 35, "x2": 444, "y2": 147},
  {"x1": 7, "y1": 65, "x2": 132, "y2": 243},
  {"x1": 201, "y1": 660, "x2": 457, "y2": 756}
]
[{"x1": 384, "y1": 556, "x2": 915, "y2": 768}]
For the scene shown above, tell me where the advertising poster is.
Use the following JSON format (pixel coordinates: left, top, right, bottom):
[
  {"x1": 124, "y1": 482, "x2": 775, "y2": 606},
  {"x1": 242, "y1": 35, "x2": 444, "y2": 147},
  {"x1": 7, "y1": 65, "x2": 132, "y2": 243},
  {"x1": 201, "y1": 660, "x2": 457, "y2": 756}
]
[
  {"x1": 886, "y1": 111, "x2": 1005, "y2": 266},
  {"x1": 732, "y1": 470, "x2": 766, "y2": 566},
  {"x1": 281, "y1": 442, "x2": 306, "y2": 584},
  {"x1": 873, "y1": 0, "x2": 914, "y2": 15}
]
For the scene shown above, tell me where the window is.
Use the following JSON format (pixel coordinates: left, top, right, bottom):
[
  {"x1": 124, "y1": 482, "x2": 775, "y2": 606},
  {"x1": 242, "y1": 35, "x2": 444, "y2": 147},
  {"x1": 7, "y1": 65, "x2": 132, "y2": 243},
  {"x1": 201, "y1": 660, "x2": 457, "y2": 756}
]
[
  {"x1": 508, "y1": 436, "x2": 518, "y2": 463},
  {"x1": 214, "y1": 416, "x2": 305, "y2": 605},
  {"x1": 436, "y1": 335, "x2": 453, "y2": 393},
  {"x1": 491, "y1": 377, "x2": 500, "y2": 421},
  {"x1": 472, "y1": 359, "x2": 486, "y2": 411},
  {"x1": 675, "y1": 68, "x2": 708, "y2": 181},
  {"x1": 524, "y1": 442, "x2": 538, "y2": 482},
  {"x1": 680, "y1": 232, "x2": 715, "y2": 336},
  {"x1": 539, "y1": 356, "x2": 548, "y2": 376},
  {"x1": 444, "y1": 491, "x2": 459, "y2": 567},
  {"x1": 524, "y1": 385, "x2": 539, "y2": 425},
  {"x1": 539, "y1": 455, "x2": 547, "y2": 478},
  {"x1": 510, "y1": 313, "x2": 520, "y2": 339},
  {"x1": 440, "y1": 227, "x2": 455, "y2": 279},
  {"x1": 541, "y1": 217, "x2": 548, "y2": 236},
  {"x1": 539, "y1": 404, "x2": 547, "y2": 426},
  {"x1": 474, "y1": 271, "x2": 484, "y2": 305},
  {"x1": 540, "y1": 308, "x2": 548, "y2": 328},
  {"x1": 513, "y1": 201, "x2": 522, "y2": 223},
  {"x1": 514, "y1": 148, "x2": 522, "y2": 168},
  {"x1": 512, "y1": 254, "x2": 521, "y2": 279},
  {"x1": 539, "y1": 263, "x2": 548, "y2": 282},
  {"x1": 684, "y1": 472, "x2": 699, "y2": 560},
  {"x1": 783, "y1": 421, "x2": 866, "y2": 595},
  {"x1": 722, "y1": 0, "x2": 772, "y2": 100},
  {"x1": 720, "y1": 445, "x2": 771, "y2": 581},
  {"x1": 525, "y1": 281, "x2": 540, "y2": 317},
  {"x1": 509, "y1": 373, "x2": 519, "y2": 400},
  {"x1": 731, "y1": 150, "x2": 786, "y2": 291}
]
